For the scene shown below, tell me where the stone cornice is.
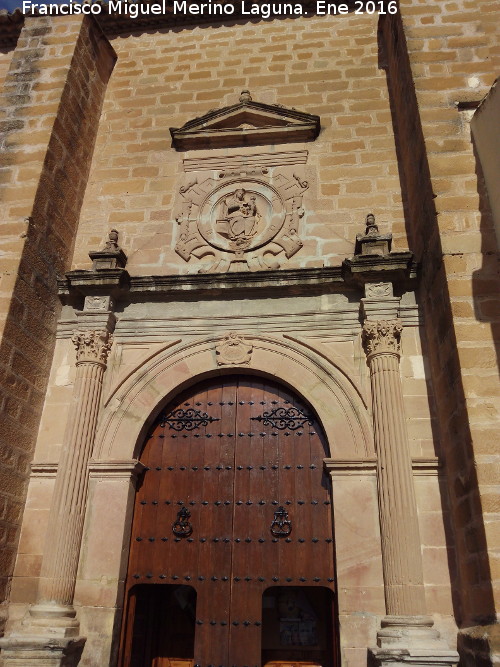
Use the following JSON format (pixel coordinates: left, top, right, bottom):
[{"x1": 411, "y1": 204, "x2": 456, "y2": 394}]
[
  {"x1": 58, "y1": 261, "x2": 420, "y2": 311},
  {"x1": 58, "y1": 265, "x2": 346, "y2": 305},
  {"x1": 170, "y1": 94, "x2": 320, "y2": 150},
  {"x1": 342, "y1": 251, "x2": 417, "y2": 288}
]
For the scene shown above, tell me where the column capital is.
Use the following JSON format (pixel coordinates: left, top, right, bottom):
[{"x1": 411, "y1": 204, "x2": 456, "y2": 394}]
[
  {"x1": 71, "y1": 329, "x2": 113, "y2": 366},
  {"x1": 362, "y1": 319, "x2": 403, "y2": 358}
]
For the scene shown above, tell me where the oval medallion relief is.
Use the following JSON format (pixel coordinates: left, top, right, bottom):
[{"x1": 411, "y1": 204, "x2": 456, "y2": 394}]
[{"x1": 198, "y1": 180, "x2": 285, "y2": 253}]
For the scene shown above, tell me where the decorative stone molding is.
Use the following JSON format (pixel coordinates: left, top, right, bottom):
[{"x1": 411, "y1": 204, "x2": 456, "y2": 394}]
[
  {"x1": 362, "y1": 319, "x2": 402, "y2": 358},
  {"x1": 365, "y1": 282, "x2": 393, "y2": 298},
  {"x1": 95, "y1": 334, "x2": 373, "y2": 461},
  {"x1": 170, "y1": 90, "x2": 320, "y2": 151},
  {"x1": 323, "y1": 458, "x2": 377, "y2": 475},
  {"x1": 83, "y1": 295, "x2": 113, "y2": 312},
  {"x1": 72, "y1": 329, "x2": 113, "y2": 365},
  {"x1": 215, "y1": 332, "x2": 253, "y2": 366},
  {"x1": 30, "y1": 463, "x2": 58, "y2": 478},
  {"x1": 88, "y1": 459, "x2": 146, "y2": 480},
  {"x1": 183, "y1": 150, "x2": 308, "y2": 172},
  {"x1": 324, "y1": 458, "x2": 443, "y2": 477},
  {"x1": 174, "y1": 167, "x2": 308, "y2": 273}
]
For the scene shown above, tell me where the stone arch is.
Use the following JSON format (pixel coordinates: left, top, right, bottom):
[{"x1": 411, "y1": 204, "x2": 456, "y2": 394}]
[{"x1": 94, "y1": 333, "x2": 373, "y2": 462}]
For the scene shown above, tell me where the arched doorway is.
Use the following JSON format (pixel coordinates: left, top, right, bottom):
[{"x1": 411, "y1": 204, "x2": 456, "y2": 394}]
[{"x1": 119, "y1": 375, "x2": 338, "y2": 667}]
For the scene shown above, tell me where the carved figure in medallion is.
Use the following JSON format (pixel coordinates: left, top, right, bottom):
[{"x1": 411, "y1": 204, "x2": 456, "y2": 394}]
[
  {"x1": 217, "y1": 188, "x2": 261, "y2": 249},
  {"x1": 174, "y1": 169, "x2": 309, "y2": 272}
]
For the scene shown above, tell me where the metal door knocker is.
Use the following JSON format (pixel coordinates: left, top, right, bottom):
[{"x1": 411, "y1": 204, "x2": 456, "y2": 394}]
[
  {"x1": 270, "y1": 506, "x2": 292, "y2": 537},
  {"x1": 172, "y1": 507, "x2": 193, "y2": 537}
]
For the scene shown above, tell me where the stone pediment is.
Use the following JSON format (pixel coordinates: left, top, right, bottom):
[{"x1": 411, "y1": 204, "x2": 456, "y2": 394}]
[{"x1": 170, "y1": 91, "x2": 320, "y2": 150}]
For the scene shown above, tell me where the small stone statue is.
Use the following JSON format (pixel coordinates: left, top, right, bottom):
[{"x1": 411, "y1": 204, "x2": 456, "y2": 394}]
[
  {"x1": 354, "y1": 213, "x2": 392, "y2": 256},
  {"x1": 365, "y1": 213, "x2": 379, "y2": 237},
  {"x1": 239, "y1": 90, "x2": 252, "y2": 103},
  {"x1": 104, "y1": 229, "x2": 120, "y2": 250},
  {"x1": 89, "y1": 228, "x2": 127, "y2": 270}
]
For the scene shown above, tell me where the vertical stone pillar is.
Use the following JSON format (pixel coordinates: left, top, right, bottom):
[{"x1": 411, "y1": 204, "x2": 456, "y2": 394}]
[
  {"x1": 363, "y1": 319, "x2": 458, "y2": 666},
  {"x1": 30, "y1": 329, "x2": 113, "y2": 630},
  {"x1": 0, "y1": 324, "x2": 114, "y2": 665},
  {"x1": 362, "y1": 319, "x2": 426, "y2": 618}
]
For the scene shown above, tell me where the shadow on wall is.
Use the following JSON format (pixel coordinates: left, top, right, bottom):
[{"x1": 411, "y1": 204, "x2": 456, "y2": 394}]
[
  {"x1": 377, "y1": 10, "x2": 497, "y2": 631},
  {"x1": 471, "y1": 143, "x2": 500, "y2": 376}
]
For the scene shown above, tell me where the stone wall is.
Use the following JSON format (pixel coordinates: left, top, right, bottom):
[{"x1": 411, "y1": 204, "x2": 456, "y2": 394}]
[
  {"x1": 72, "y1": 12, "x2": 409, "y2": 275},
  {"x1": 379, "y1": 0, "x2": 500, "y2": 634},
  {"x1": 0, "y1": 15, "x2": 115, "y2": 631},
  {"x1": 0, "y1": 46, "x2": 15, "y2": 91}
]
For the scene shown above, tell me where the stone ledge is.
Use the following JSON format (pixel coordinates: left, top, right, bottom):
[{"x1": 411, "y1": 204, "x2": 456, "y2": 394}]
[
  {"x1": 58, "y1": 265, "x2": 346, "y2": 305},
  {"x1": 0, "y1": 635, "x2": 85, "y2": 667},
  {"x1": 59, "y1": 259, "x2": 420, "y2": 308},
  {"x1": 324, "y1": 458, "x2": 442, "y2": 476}
]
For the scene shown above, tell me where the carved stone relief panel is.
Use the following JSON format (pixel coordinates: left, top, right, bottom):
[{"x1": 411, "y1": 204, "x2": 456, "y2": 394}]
[
  {"x1": 174, "y1": 153, "x2": 311, "y2": 273},
  {"x1": 215, "y1": 332, "x2": 253, "y2": 366}
]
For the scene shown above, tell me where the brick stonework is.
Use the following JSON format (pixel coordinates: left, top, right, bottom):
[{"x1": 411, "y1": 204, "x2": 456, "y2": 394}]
[{"x1": 0, "y1": 15, "x2": 115, "y2": 631}]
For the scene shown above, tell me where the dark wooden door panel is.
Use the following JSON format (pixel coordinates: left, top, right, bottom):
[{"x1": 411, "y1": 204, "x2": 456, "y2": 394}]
[{"x1": 120, "y1": 375, "x2": 336, "y2": 667}]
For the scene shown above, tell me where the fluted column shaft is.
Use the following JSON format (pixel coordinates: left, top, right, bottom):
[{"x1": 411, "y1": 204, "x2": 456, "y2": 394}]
[
  {"x1": 36, "y1": 330, "x2": 112, "y2": 609},
  {"x1": 363, "y1": 320, "x2": 426, "y2": 617}
]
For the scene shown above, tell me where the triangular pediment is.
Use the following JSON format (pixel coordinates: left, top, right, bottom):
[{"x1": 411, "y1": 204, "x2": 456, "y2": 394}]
[{"x1": 170, "y1": 91, "x2": 320, "y2": 150}]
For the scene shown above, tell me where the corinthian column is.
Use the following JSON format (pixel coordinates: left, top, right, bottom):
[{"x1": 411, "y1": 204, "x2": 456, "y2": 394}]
[
  {"x1": 363, "y1": 320, "x2": 458, "y2": 666},
  {"x1": 362, "y1": 319, "x2": 426, "y2": 618},
  {"x1": 30, "y1": 329, "x2": 113, "y2": 632}
]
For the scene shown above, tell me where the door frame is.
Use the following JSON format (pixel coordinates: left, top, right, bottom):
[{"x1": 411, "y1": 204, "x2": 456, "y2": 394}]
[{"x1": 81, "y1": 335, "x2": 382, "y2": 666}]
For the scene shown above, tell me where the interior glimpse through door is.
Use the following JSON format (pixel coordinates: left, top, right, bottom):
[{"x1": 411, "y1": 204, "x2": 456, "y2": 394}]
[{"x1": 119, "y1": 375, "x2": 338, "y2": 667}]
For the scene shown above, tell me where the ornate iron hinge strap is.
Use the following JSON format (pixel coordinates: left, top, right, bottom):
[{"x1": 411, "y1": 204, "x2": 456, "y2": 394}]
[
  {"x1": 162, "y1": 408, "x2": 220, "y2": 431},
  {"x1": 251, "y1": 406, "x2": 313, "y2": 430},
  {"x1": 270, "y1": 506, "x2": 292, "y2": 537},
  {"x1": 172, "y1": 507, "x2": 193, "y2": 537}
]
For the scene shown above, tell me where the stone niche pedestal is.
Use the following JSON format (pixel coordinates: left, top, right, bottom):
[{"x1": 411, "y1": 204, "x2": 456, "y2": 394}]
[{"x1": 369, "y1": 616, "x2": 459, "y2": 666}]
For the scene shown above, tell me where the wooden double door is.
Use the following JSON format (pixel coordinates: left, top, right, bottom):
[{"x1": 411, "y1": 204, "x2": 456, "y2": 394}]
[{"x1": 120, "y1": 376, "x2": 337, "y2": 667}]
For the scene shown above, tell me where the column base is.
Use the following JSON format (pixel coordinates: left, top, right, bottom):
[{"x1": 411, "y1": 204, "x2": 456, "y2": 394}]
[
  {"x1": 0, "y1": 603, "x2": 85, "y2": 666},
  {"x1": 0, "y1": 635, "x2": 85, "y2": 666},
  {"x1": 369, "y1": 616, "x2": 459, "y2": 667},
  {"x1": 28, "y1": 603, "x2": 80, "y2": 638}
]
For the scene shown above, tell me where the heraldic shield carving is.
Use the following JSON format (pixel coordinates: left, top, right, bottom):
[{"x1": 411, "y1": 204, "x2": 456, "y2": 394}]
[{"x1": 175, "y1": 170, "x2": 309, "y2": 272}]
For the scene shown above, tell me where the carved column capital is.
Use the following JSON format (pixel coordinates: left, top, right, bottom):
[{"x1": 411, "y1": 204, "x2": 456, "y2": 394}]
[
  {"x1": 71, "y1": 330, "x2": 113, "y2": 366},
  {"x1": 362, "y1": 319, "x2": 402, "y2": 358}
]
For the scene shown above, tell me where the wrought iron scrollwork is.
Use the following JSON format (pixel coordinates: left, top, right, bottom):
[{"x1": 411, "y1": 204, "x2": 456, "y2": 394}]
[
  {"x1": 172, "y1": 507, "x2": 193, "y2": 537},
  {"x1": 251, "y1": 406, "x2": 313, "y2": 430},
  {"x1": 270, "y1": 506, "x2": 292, "y2": 537},
  {"x1": 162, "y1": 408, "x2": 220, "y2": 431}
]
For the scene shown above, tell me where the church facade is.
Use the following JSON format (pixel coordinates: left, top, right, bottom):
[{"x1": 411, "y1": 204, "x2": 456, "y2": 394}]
[{"x1": 0, "y1": 2, "x2": 498, "y2": 666}]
